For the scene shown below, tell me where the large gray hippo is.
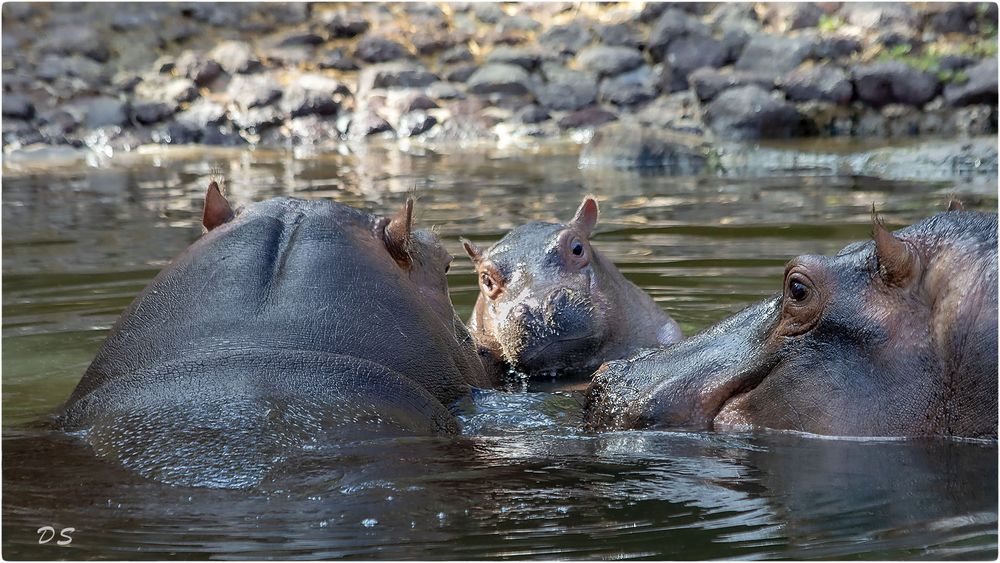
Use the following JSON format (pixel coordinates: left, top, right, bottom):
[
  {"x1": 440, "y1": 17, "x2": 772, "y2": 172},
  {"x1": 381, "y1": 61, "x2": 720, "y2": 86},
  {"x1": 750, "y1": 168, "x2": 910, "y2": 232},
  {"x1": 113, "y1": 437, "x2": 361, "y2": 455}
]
[
  {"x1": 59, "y1": 183, "x2": 491, "y2": 488},
  {"x1": 586, "y1": 206, "x2": 998, "y2": 438},
  {"x1": 463, "y1": 196, "x2": 681, "y2": 379}
]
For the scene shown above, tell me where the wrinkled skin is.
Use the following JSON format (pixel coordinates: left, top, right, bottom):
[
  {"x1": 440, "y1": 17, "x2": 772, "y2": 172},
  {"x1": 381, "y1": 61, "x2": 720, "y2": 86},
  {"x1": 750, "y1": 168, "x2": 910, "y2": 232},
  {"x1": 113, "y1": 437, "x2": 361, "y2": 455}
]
[
  {"x1": 463, "y1": 197, "x2": 682, "y2": 378},
  {"x1": 58, "y1": 184, "x2": 491, "y2": 488},
  {"x1": 586, "y1": 209, "x2": 998, "y2": 439}
]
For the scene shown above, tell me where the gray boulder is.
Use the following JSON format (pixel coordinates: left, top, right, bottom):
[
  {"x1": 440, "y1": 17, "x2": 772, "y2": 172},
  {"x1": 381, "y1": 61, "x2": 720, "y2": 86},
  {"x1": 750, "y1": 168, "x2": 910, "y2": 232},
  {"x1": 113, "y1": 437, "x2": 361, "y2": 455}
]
[
  {"x1": 358, "y1": 62, "x2": 438, "y2": 93},
  {"x1": 209, "y1": 41, "x2": 262, "y2": 74},
  {"x1": 735, "y1": 34, "x2": 815, "y2": 73},
  {"x1": 853, "y1": 61, "x2": 939, "y2": 108},
  {"x1": 533, "y1": 64, "x2": 598, "y2": 111},
  {"x1": 539, "y1": 21, "x2": 593, "y2": 54},
  {"x1": 355, "y1": 36, "x2": 412, "y2": 63},
  {"x1": 2, "y1": 93, "x2": 34, "y2": 119},
  {"x1": 466, "y1": 64, "x2": 532, "y2": 95},
  {"x1": 486, "y1": 45, "x2": 543, "y2": 70},
  {"x1": 943, "y1": 58, "x2": 998, "y2": 107},
  {"x1": 704, "y1": 85, "x2": 809, "y2": 139},
  {"x1": 662, "y1": 35, "x2": 728, "y2": 90},
  {"x1": 580, "y1": 121, "x2": 710, "y2": 171},
  {"x1": 226, "y1": 75, "x2": 282, "y2": 109},
  {"x1": 34, "y1": 24, "x2": 109, "y2": 62},
  {"x1": 281, "y1": 74, "x2": 348, "y2": 117},
  {"x1": 688, "y1": 67, "x2": 775, "y2": 102},
  {"x1": 557, "y1": 107, "x2": 618, "y2": 129},
  {"x1": 781, "y1": 65, "x2": 853, "y2": 104},
  {"x1": 577, "y1": 46, "x2": 645, "y2": 77},
  {"x1": 840, "y1": 3, "x2": 918, "y2": 28},
  {"x1": 72, "y1": 96, "x2": 128, "y2": 129},
  {"x1": 600, "y1": 66, "x2": 660, "y2": 106}
]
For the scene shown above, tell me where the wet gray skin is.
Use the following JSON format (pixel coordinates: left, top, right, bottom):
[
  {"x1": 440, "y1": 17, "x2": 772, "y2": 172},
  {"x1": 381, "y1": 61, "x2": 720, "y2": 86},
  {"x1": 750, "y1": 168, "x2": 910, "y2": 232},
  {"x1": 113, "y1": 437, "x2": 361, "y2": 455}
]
[
  {"x1": 463, "y1": 197, "x2": 682, "y2": 379},
  {"x1": 586, "y1": 207, "x2": 998, "y2": 438},
  {"x1": 58, "y1": 183, "x2": 491, "y2": 488}
]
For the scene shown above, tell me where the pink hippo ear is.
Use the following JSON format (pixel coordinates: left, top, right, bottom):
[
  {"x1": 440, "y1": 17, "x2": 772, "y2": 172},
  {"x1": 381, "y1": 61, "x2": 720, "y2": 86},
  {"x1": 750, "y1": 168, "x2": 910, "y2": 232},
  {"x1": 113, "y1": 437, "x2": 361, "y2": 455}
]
[
  {"x1": 384, "y1": 198, "x2": 414, "y2": 267},
  {"x1": 570, "y1": 196, "x2": 599, "y2": 238},
  {"x1": 203, "y1": 181, "x2": 234, "y2": 231},
  {"x1": 871, "y1": 205, "x2": 919, "y2": 287},
  {"x1": 461, "y1": 237, "x2": 484, "y2": 265},
  {"x1": 946, "y1": 198, "x2": 965, "y2": 212}
]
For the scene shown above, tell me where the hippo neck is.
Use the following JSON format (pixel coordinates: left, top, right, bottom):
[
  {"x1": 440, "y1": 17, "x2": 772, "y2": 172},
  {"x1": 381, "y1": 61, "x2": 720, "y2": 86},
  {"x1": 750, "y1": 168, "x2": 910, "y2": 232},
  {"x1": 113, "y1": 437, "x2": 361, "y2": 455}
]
[{"x1": 591, "y1": 249, "x2": 678, "y2": 354}]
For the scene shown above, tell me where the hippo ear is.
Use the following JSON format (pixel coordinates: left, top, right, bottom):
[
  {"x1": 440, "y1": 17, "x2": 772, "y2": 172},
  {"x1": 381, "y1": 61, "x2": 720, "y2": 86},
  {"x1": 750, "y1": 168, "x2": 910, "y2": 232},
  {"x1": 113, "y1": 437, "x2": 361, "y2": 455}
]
[
  {"x1": 384, "y1": 198, "x2": 414, "y2": 266},
  {"x1": 203, "y1": 181, "x2": 234, "y2": 231},
  {"x1": 946, "y1": 198, "x2": 965, "y2": 212},
  {"x1": 570, "y1": 196, "x2": 599, "y2": 238},
  {"x1": 871, "y1": 206, "x2": 918, "y2": 287},
  {"x1": 461, "y1": 237, "x2": 484, "y2": 265}
]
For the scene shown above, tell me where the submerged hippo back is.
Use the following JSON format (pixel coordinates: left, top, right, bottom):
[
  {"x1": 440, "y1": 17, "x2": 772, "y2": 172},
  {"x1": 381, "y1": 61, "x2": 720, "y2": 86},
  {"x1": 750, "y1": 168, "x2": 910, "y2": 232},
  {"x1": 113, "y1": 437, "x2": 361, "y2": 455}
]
[{"x1": 60, "y1": 195, "x2": 488, "y2": 487}]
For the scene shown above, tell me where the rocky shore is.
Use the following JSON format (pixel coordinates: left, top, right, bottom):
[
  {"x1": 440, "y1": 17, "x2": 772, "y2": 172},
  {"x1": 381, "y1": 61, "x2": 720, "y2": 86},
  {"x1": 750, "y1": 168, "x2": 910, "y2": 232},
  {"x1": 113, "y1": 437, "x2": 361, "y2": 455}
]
[{"x1": 2, "y1": 2, "x2": 998, "y2": 159}]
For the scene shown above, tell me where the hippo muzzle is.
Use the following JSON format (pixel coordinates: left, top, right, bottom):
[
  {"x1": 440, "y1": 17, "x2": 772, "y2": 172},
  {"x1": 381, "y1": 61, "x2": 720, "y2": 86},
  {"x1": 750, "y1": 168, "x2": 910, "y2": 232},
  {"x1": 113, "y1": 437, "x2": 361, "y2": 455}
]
[
  {"x1": 586, "y1": 297, "x2": 781, "y2": 431},
  {"x1": 497, "y1": 286, "x2": 605, "y2": 376}
]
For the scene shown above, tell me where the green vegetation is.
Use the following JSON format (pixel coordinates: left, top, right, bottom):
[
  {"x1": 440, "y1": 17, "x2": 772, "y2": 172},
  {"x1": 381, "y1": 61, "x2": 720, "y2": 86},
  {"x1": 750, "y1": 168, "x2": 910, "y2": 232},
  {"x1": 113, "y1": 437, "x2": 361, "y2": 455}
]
[
  {"x1": 817, "y1": 14, "x2": 844, "y2": 33},
  {"x1": 875, "y1": 42, "x2": 994, "y2": 84}
]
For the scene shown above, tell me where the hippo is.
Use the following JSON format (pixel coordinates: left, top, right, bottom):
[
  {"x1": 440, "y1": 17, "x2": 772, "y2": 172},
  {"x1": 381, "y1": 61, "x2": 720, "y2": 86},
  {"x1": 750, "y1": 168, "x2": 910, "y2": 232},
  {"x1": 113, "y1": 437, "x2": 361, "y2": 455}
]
[
  {"x1": 58, "y1": 183, "x2": 491, "y2": 488},
  {"x1": 462, "y1": 196, "x2": 682, "y2": 379},
  {"x1": 586, "y1": 206, "x2": 998, "y2": 438}
]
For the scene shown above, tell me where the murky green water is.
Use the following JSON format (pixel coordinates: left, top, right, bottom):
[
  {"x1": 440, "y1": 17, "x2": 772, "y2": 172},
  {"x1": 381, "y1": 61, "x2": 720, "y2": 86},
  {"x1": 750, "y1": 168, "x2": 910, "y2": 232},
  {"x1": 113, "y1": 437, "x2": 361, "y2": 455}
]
[{"x1": 3, "y1": 143, "x2": 997, "y2": 559}]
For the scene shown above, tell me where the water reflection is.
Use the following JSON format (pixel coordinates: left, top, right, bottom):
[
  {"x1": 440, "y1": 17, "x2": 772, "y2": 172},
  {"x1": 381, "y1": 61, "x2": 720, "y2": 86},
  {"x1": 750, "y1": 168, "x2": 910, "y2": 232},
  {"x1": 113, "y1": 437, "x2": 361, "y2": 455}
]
[{"x1": 3, "y1": 144, "x2": 997, "y2": 559}]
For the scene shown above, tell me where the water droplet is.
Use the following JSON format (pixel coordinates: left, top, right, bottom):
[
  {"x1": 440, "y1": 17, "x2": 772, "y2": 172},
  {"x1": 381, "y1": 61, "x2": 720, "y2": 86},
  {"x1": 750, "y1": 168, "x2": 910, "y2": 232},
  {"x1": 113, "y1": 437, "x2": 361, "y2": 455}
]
[{"x1": 361, "y1": 518, "x2": 378, "y2": 528}]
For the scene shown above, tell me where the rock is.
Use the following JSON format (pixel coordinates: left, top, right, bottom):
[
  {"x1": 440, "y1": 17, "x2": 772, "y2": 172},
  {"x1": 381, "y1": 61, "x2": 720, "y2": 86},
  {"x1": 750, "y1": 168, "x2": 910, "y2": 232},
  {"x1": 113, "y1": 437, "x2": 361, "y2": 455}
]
[
  {"x1": 281, "y1": 74, "x2": 347, "y2": 117},
  {"x1": 412, "y1": 29, "x2": 457, "y2": 56},
  {"x1": 466, "y1": 64, "x2": 532, "y2": 95},
  {"x1": 271, "y1": 31, "x2": 325, "y2": 48},
  {"x1": 557, "y1": 107, "x2": 618, "y2": 129},
  {"x1": 230, "y1": 105, "x2": 284, "y2": 131},
  {"x1": 600, "y1": 66, "x2": 660, "y2": 106},
  {"x1": 398, "y1": 93, "x2": 439, "y2": 113},
  {"x1": 762, "y1": 3, "x2": 823, "y2": 30},
  {"x1": 174, "y1": 51, "x2": 222, "y2": 87},
  {"x1": 398, "y1": 111, "x2": 437, "y2": 136},
  {"x1": 35, "y1": 54, "x2": 106, "y2": 84},
  {"x1": 439, "y1": 45, "x2": 473, "y2": 65},
  {"x1": 355, "y1": 35, "x2": 412, "y2": 63},
  {"x1": 445, "y1": 64, "x2": 479, "y2": 83},
  {"x1": 486, "y1": 46, "x2": 542, "y2": 71},
  {"x1": 688, "y1": 67, "x2": 776, "y2": 102},
  {"x1": 72, "y1": 96, "x2": 128, "y2": 129},
  {"x1": 944, "y1": 58, "x2": 998, "y2": 107},
  {"x1": 163, "y1": 78, "x2": 199, "y2": 106},
  {"x1": 812, "y1": 35, "x2": 862, "y2": 60},
  {"x1": 2, "y1": 94, "x2": 34, "y2": 119},
  {"x1": 286, "y1": 115, "x2": 343, "y2": 145},
  {"x1": 840, "y1": 3, "x2": 918, "y2": 28},
  {"x1": 538, "y1": 21, "x2": 593, "y2": 54},
  {"x1": 516, "y1": 104, "x2": 550, "y2": 124},
  {"x1": 577, "y1": 46, "x2": 645, "y2": 77},
  {"x1": 34, "y1": 24, "x2": 109, "y2": 62},
  {"x1": 131, "y1": 100, "x2": 175, "y2": 125},
  {"x1": 323, "y1": 11, "x2": 370, "y2": 38},
  {"x1": 704, "y1": 85, "x2": 809, "y2": 140},
  {"x1": 174, "y1": 99, "x2": 227, "y2": 129},
  {"x1": 648, "y1": 8, "x2": 711, "y2": 62},
  {"x1": 425, "y1": 81, "x2": 464, "y2": 100},
  {"x1": 498, "y1": 14, "x2": 541, "y2": 33},
  {"x1": 596, "y1": 23, "x2": 645, "y2": 48},
  {"x1": 358, "y1": 62, "x2": 438, "y2": 93},
  {"x1": 533, "y1": 64, "x2": 598, "y2": 111},
  {"x1": 226, "y1": 74, "x2": 282, "y2": 109},
  {"x1": 937, "y1": 54, "x2": 978, "y2": 72},
  {"x1": 952, "y1": 105, "x2": 996, "y2": 137},
  {"x1": 661, "y1": 35, "x2": 728, "y2": 91},
  {"x1": 781, "y1": 64, "x2": 852, "y2": 104},
  {"x1": 472, "y1": 3, "x2": 505, "y2": 24},
  {"x1": 348, "y1": 109, "x2": 394, "y2": 139},
  {"x1": 155, "y1": 56, "x2": 176, "y2": 74},
  {"x1": 209, "y1": 41, "x2": 262, "y2": 74},
  {"x1": 735, "y1": 34, "x2": 815, "y2": 73},
  {"x1": 317, "y1": 48, "x2": 359, "y2": 71},
  {"x1": 927, "y1": 3, "x2": 978, "y2": 34},
  {"x1": 580, "y1": 121, "x2": 710, "y2": 171},
  {"x1": 853, "y1": 61, "x2": 939, "y2": 108},
  {"x1": 719, "y1": 26, "x2": 752, "y2": 64}
]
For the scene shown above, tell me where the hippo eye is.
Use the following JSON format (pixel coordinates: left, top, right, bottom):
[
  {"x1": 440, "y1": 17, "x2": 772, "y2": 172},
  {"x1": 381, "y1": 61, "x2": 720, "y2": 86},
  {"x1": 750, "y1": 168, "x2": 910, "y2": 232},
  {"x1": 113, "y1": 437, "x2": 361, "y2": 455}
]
[
  {"x1": 481, "y1": 273, "x2": 495, "y2": 293},
  {"x1": 571, "y1": 239, "x2": 584, "y2": 257},
  {"x1": 787, "y1": 276, "x2": 809, "y2": 302}
]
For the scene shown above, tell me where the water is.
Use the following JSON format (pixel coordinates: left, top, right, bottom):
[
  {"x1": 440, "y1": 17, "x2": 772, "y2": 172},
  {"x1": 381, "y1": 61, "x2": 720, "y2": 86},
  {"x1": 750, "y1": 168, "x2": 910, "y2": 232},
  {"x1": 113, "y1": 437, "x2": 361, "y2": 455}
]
[{"x1": 3, "y1": 143, "x2": 997, "y2": 559}]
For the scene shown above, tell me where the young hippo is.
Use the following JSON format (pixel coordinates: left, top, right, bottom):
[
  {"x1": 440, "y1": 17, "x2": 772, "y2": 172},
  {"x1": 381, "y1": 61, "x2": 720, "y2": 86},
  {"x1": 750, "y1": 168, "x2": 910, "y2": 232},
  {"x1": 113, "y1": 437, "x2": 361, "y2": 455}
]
[
  {"x1": 586, "y1": 204, "x2": 998, "y2": 438},
  {"x1": 462, "y1": 196, "x2": 682, "y2": 379},
  {"x1": 59, "y1": 183, "x2": 491, "y2": 488}
]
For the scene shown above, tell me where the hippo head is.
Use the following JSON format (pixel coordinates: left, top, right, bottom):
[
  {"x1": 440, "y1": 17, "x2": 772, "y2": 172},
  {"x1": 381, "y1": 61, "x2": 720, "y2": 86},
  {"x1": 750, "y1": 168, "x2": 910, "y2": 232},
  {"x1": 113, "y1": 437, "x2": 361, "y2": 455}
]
[
  {"x1": 586, "y1": 208, "x2": 998, "y2": 438},
  {"x1": 203, "y1": 182, "x2": 457, "y2": 332},
  {"x1": 463, "y1": 197, "x2": 680, "y2": 377}
]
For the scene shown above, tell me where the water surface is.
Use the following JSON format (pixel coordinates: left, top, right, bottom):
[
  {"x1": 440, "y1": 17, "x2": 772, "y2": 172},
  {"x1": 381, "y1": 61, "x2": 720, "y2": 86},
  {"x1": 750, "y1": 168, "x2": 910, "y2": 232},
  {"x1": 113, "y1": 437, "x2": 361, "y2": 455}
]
[{"x1": 3, "y1": 143, "x2": 997, "y2": 559}]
